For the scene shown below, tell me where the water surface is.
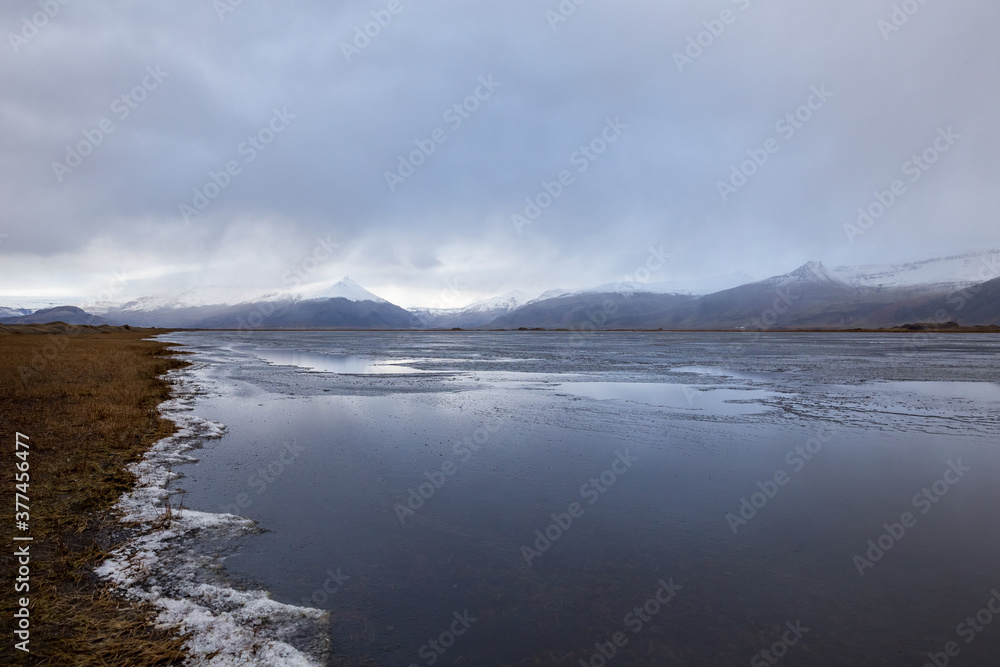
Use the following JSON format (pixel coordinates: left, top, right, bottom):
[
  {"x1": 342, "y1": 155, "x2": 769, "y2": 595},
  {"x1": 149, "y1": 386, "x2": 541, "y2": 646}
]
[{"x1": 162, "y1": 332, "x2": 1000, "y2": 666}]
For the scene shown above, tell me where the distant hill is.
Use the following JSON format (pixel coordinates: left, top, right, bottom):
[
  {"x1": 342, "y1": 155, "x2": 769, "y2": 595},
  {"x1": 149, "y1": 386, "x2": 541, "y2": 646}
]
[
  {"x1": 191, "y1": 297, "x2": 422, "y2": 330},
  {"x1": 0, "y1": 306, "x2": 31, "y2": 319},
  {"x1": 0, "y1": 323, "x2": 141, "y2": 335},
  {"x1": 74, "y1": 277, "x2": 420, "y2": 329},
  {"x1": 885, "y1": 276, "x2": 1000, "y2": 327},
  {"x1": 0, "y1": 306, "x2": 110, "y2": 326},
  {"x1": 4, "y1": 252, "x2": 999, "y2": 331},
  {"x1": 411, "y1": 291, "x2": 533, "y2": 329},
  {"x1": 482, "y1": 261, "x2": 1000, "y2": 330},
  {"x1": 91, "y1": 297, "x2": 421, "y2": 330},
  {"x1": 486, "y1": 291, "x2": 696, "y2": 329}
]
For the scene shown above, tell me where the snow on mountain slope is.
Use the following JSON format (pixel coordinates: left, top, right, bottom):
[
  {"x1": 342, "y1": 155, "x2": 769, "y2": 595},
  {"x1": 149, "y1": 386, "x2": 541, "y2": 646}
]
[
  {"x1": 461, "y1": 290, "x2": 532, "y2": 313},
  {"x1": 760, "y1": 261, "x2": 853, "y2": 288},
  {"x1": 580, "y1": 272, "x2": 756, "y2": 296},
  {"x1": 526, "y1": 289, "x2": 573, "y2": 304},
  {"x1": 0, "y1": 306, "x2": 32, "y2": 319},
  {"x1": 86, "y1": 277, "x2": 389, "y2": 314},
  {"x1": 85, "y1": 287, "x2": 263, "y2": 314},
  {"x1": 410, "y1": 290, "x2": 531, "y2": 321},
  {"x1": 832, "y1": 249, "x2": 1000, "y2": 290},
  {"x1": 0, "y1": 296, "x2": 76, "y2": 312},
  {"x1": 285, "y1": 277, "x2": 387, "y2": 303},
  {"x1": 21, "y1": 250, "x2": 1000, "y2": 324}
]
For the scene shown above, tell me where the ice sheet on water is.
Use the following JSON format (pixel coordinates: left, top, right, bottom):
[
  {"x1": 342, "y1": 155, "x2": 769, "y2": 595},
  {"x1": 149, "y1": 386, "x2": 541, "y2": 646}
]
[
  {"x1": 256, "y1": 349, "x2": 427, "y2": 374},
  {"x1": 96, "y1": 364, "x2": 330, "y2": 666},
  {"x1": 552, "y1": 381, "x2": 779, "y2": 416}
]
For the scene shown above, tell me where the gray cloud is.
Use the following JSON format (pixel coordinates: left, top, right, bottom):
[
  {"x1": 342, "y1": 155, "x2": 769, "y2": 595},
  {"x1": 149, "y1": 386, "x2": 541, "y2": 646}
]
[{"x1": 1, "y1": 0, "x2": 997, "y2": 307}]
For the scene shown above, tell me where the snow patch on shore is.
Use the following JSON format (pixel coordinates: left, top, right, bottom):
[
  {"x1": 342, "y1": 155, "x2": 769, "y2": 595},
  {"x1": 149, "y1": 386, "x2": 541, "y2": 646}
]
[{"x1": 96, "y1": 364, "x2": 330, "y2": 666}]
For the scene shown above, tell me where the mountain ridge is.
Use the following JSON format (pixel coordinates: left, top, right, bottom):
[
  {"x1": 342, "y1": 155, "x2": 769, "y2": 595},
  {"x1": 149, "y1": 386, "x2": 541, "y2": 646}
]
[{"x1": 4, "y1": 250, "x2": 998, "y2": 329}]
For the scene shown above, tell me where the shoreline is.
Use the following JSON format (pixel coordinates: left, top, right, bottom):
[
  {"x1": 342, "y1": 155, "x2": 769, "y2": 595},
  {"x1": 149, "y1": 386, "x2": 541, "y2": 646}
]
[
  {"x1": 0, "y1": 327, "x2": 329, "y2": 665},
  {"x1": 2, "y1": 321, "x2": 998, "y2": 335},
  {"x1": 0, "y1": 328, "x2": 189, "y2": 665},
  {"x1": 96, "y1": 349, "x2": 330, "y2": 665},
  {"x1": 82, "y1": 326, "x2": 1000, "y2": 334}
]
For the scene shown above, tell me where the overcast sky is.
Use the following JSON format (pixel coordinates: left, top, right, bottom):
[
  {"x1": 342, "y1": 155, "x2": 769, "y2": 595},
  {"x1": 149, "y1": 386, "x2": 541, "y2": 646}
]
[{"x1": 1, "y1": 0, "x2": 997, "y2": 308}]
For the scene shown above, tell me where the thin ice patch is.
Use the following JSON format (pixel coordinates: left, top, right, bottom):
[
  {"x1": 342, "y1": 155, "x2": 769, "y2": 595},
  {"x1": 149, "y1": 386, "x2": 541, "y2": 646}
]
[{"x1": 96, "y1": 364, "x2": 330, "y2": 666}]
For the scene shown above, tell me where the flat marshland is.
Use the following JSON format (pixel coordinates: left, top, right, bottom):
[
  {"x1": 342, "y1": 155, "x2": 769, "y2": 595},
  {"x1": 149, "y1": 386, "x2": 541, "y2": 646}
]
[{"x1": 0, "y1": 326, "x2": 187, "y2": 665}]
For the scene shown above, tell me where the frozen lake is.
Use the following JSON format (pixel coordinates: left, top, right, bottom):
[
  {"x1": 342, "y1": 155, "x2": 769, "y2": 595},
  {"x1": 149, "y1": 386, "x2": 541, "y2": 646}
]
[{"x1": 157, "y1": 331, "x2": 1000, "y2": 666}]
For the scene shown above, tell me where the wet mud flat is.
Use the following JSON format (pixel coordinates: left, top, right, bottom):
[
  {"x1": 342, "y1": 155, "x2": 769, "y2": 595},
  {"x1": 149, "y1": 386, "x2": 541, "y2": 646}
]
[{"x1": 147, "y1": 331, "x2": 1000, "y2": 665}]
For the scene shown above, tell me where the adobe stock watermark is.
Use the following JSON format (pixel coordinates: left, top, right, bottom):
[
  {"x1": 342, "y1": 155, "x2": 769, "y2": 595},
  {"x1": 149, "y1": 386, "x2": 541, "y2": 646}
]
[
  {"x1": 717, "y1": 85, "x2": 833, "y2": 202},
  {"x1": 512, "y1": 117, "x2": 627, "y2": 234},
  {"x1": 299, "y1": 566, "x2": 349, "y2": 608},
  {"x1": 747, "y1": 286, "x2": 800, "y2": 331},
  {"x1": 545, "y1": 0, "x2": 590, "y2": 32},
  {"x1": 52, "y1": 66, "x2": 169, "y2": 183},
  {"x1": 750, "y1": 620, "x2": 810, "y2": 667},
  {"x1": 563, "y1": 243, "x2": 672, "y2": 348},
  {"x1": 7, "y1": 0, "x2": 71, "y2": 53},
  {"x1": 844, "y1": 126, "x2": 959, "y2": 244},
  {"x1": 878, "y1": 0, "x2": 934, "y2": 42},
  {"x1": 407, "y1": 610, "x2": 476, "y2": 667},
  {"x1": 213, "y1": 0, "x2": 243, "y2": 22},
  {"x1": 673, "y1": 0, "x2": 756, "y2": 74},
  {"x1": 853, "y1": 459, "x2": 970, "y2": 577},
  {"x1": 341, "y1": 0, "x2": 414, "y2": 63},
  {"x1": 578, "y1": 577, "x2": 682, "y2": 666},
  {"x1": 922, "y1": 588, "x2": 1000, "y2": 667},
  {"x1": 281, "y1": 235, "x2": 340, "y2": 289},
  {"x1": 727, "y1": 424, "x2": 837, "y2": 534},
  {"x1": 218, "y1": 439, "x2": 305, "y2": 515},
  {"x1": 718, "y1": 282, "x2": 805, "y2": 365},
  {"x1": 424, "y1": 276, "x2": 467, "y2": 310},
  {"x1": 179, "y1": 107, "x2": 295, "y2": 222},
  {"x1": 17, "y1": 268, "x2": 130, "y2": 386},
  {"x1": 385, "y1": 75, "x2": 502, "y2": 193},
  {"x1": 620, "y1": 245, "x2": 672, "y2": 291},
  {"x1": 393, "y1": 422, "x2": 501, "y2": 525},
  {"x1": 520, "y1": 450, "x2": 638, "y2": 566},
  {"x1": 888, "y1": 253, "x2": 999, "y2": 363},
  {"x1": 233, "y1": 234, "x2": 339, "y2": 337}
]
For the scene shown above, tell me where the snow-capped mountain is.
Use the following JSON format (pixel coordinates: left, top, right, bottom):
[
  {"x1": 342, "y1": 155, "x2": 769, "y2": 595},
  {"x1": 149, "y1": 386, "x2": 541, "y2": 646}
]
[
  {"x1": 463, "y1": 290, "x2": 532, "y2": 313},
  {"x1": 526, "y1": 288, "x2": 574, "y2": 304},
  {"x1": 79, "y1": 277, "x2": 416, "y2": 329},
  {"x1": 832, "y1": 248, "x2": 1000, "y2": 290},
  {"x1": 760, "y1": 261, "x2": 854, "y2": 289},
  {"x1": 0, "y1": 306, "x2": 32, "y2": 319},
  {"x1": 279, "y1": 277, "x2": 388, "y2": 304},
  {"x1": 485, "y1": 259, "x2": 951, "y2": 330},
  {"x1": 0, "y1": 296, "x2": 76, "y2": 312},
  {"x1": 0, "y1": 306, "x2": 110, "y2": 326},
  {"x1": 6, "y1": 249, "x2": 999, "y2": 330},
  {"x1": 85, "y1": 286, "x2": 266, "y2": 315},
  {"x1": 578, "y1": 271, "x2": 756, "y2": 297},
  {"x1": 87, "y1": 277, "x2": 388, "y2": 314},
  {"x1": 412, "y1": 290, "x2": 534, "y2": 328}
]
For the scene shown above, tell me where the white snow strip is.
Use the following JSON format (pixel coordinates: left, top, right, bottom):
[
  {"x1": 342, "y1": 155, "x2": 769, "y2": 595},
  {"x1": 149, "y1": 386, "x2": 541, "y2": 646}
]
[{"x1": 96, "y1": 364, "x2": 330, "y2": 666}]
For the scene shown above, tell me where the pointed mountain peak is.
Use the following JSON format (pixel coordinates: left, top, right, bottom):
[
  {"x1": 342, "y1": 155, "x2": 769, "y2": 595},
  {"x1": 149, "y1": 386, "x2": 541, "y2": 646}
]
[
  {"x1": 753, "y1": 261, "x2": 851, "y2": 289},
  {"x1": 791, "y1": 260, "x2": 827, "y2": 278},
  {"x1": 785, "y1": 261, "x2": 850, "y2": 285},
  {"x1": 294, "y1": 276, "x2": 387, "y2": 303}
]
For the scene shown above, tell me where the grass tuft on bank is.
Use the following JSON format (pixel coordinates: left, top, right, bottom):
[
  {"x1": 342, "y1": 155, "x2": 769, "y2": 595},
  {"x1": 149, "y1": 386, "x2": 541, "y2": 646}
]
[{"x1": 0, "y1": 327, "x2": 190, "y2": 665}]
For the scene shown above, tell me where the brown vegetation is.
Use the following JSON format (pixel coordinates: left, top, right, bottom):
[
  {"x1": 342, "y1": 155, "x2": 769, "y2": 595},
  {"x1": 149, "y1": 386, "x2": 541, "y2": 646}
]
[{"x1": 0, "y1": 325, "x2": 189, "y2": 665}]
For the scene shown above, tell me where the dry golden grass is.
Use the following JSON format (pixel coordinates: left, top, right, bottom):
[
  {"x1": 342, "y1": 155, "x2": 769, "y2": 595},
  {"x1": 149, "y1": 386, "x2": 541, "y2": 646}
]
[{"x1": 0, "y1": 326, "x2": 190, "y2": 665}]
